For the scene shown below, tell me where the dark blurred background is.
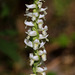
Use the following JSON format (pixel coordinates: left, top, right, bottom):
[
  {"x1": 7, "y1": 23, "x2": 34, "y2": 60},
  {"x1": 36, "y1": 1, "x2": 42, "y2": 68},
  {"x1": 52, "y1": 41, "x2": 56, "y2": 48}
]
[{"x1": 0, "y1": 0, "x2": 75, "y2": 75}]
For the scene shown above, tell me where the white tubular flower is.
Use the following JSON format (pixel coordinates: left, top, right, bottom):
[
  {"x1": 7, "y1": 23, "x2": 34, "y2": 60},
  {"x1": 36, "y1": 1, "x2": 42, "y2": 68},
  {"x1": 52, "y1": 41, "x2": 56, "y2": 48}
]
[
  {"x1": 25, "y1": 12, "x2": 38, "y2": 21},
  {"x1": 24, "y1": 39, "x2": 33, "y2": 47},
  {"x1": 39, "y1": 0, "x2": 45, "y2": 2},
  {"x1": 38, "y1": 49, "x2": 47, "y2": 61},
  {"x1": 33, "y1": 39, "x2": 40, "y2": 50},
  {"x1": 28, "y1": 31, "x2": 37, "y2": 36},
  {"x1": 40, "y1": 7, "x2": 48, "y2": 15},
  {"x1": 41, "y1": 72, "x2": 46, "y2": 75},
  {"x1": 37, "y1": 19, "x2": 43, "y2": 29},
  {"x1": 40, "y1": 7, "x2": 48, "y2": 12},
  {"x1": 39, "y1": 14, "x2": 45, "y2": 19},
  {"x1": 26, "y1": 4, "x2": 36, "y2": 10},
  {"x1": 30, "y1": 74, "x2": 36, "y2": 75},
  {"x1": 36, "y1": 67, "x2": 47, "y2": 73},
  {"x1": 39, "y1": 34, "x2": 48, "y2": 40},
  {"x1": 26, "y1": 29, "x2": 37, "y2": 36},
  {"x1": 29, "y1": 53, "x2": 39, "y2": 66},
  {"x1": 24, "y1": 20, "x2": 34, "y2": 26},
  {"x1": 37, "y1": 1, "x2": 42, "y2": 8},
  {"x1": 40, "y1": 41, "x2": 45, "y2": 48}
]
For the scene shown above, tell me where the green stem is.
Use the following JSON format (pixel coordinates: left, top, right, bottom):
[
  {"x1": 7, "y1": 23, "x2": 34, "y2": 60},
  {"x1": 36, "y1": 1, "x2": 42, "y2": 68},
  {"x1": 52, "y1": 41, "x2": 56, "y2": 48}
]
[{"x1": 32, "y1": 0, "x2": 40, "y2": 74}]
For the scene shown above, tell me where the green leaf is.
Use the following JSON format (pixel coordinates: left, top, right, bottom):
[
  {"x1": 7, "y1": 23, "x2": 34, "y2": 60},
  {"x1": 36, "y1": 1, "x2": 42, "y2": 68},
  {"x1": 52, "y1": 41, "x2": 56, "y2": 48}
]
[
  {"x1": 72, "y1": 33, "x2": 75, "y2": 41},
  {"x1": 57, "y1": 34, "x2": 70, "y2": 47},
  {"x1": 0, "y1": 39, "x2": 21, "y2": 61},
  {"x1": 53, "y1": 0, "x2": 71, "y2": 16},
  {"x1": 0, "y1": 29, "x2": 18, "y2": 37},
  {"x1": 47, "y1": 72, "x2": 57, "y2": 75},
  {"x1": 1, "y1": 4, "x2": 10, "y2": 18}
]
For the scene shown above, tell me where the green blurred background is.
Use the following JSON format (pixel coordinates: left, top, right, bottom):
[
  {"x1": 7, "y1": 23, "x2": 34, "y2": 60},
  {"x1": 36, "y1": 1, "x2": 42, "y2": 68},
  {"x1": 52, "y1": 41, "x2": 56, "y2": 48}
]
[{"x1": 0, "y1": 0, "x2": 75, "y2": 75}]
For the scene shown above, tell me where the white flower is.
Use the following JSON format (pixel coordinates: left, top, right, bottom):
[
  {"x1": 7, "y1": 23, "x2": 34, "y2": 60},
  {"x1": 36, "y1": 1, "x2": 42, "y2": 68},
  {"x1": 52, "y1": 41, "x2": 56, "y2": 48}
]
[
  {"x1": 37, "y1": 19, "x2": 43, "y2": 29},
  {"x1": 30, "y1": 74, "x2": 36, "y2": 75},
  {"x1": 24, "y1": 39, "x2": 33, "y2": 47},
  {"x1": 39, "y1": 0, "x2": 45, "y2": 2},
  {"x1": 40, "y1": 7, "x2": 48, "y2": 12},
  {"x1": 38, "y1": 49, "x2": 47, "y2": 61},
  {"x1": 33, "y1": 39, "x2": 40, "y2": 50},
  {"x1": 29, "y1": 53, "x2": 39, "y2": 66},
  {"x1": 40, "y1": 7, "x2": 48, "y2": 15},
  {"x1": 26, "y1": 29, "x2": 37, "y2": 36},
  {"x1": 40, "y1": 25, "x2": 48, "y2": 37},
  {"x1": 37, "y1": 1, "x2": 42, "y2": 8},
  {"x1": 39, "y1": 14, "x2": 45, "y2": 19},
  {"x1": 41, "y1": 72, "x2": 46, "y2": 75},
  {"x1": 40, "y1": 41, "x2": 45, "y2": 48},
  {"x1": 24, "y1": 20, "x2": 34, "y2": 26},
  {"x1": 26, "y1": 4, "x2": 36, "y2": 10},
  {"x1": 36, "y1": 67, "x2": 47, "y2": 73},
  {"x1": 25, "y1": 12, "x2": 38, "y2": 21},
  {"x1": 39, "y1": 34, "x2": 48, "y2": 40}
]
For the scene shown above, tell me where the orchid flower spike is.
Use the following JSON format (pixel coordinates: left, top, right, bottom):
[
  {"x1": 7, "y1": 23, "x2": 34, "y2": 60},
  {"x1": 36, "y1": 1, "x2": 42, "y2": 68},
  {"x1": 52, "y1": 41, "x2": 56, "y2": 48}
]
[{"x1": 24, "y1": 0, "x2": 48, "y2": 75}]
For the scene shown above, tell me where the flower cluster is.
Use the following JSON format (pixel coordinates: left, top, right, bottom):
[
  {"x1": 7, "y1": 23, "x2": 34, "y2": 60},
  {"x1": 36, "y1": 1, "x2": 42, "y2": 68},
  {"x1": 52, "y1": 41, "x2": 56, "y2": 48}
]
[{"x1": 24, "y1": 0, "x2": 48, "y2": 75}]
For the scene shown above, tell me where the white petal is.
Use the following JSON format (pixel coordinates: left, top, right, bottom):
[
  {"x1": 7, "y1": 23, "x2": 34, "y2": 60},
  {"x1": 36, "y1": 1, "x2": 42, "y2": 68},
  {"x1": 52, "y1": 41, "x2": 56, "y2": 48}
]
[
  {"x1": 26, "y1": 35, "x2": 30, "y2": 39},
  {"x1": 32, "y1": 13, "x2": 38, "y2": 21},
  {"x1": 25, "y1": 12, "x2": 38, "y2": 21},
  {"x1": 39, "y1": 34, "x2": 48, "y2": 39},
  {"x1": 40, "y1": 41, "x2": 45, "y2": 48},
  {"x1": 29, "y1": 53, "x2": 39, "y2": 61},
  {"x1": 42, "y1": 31, "x2": 47, "y2": 36},
  {"x1": 37, "y1": 2, "x2": 42, "y2": 8},
  {"x1": 29, "y1": 53, "x2": 33, "y2": 59},
  {"x1": 33, "y1": 12, "x2": 38, "y2": 17},
  {"x1": 28, "y1": 31, "x2": 37, "y2": 36},
  {"x1": 24, "y1": 39, "x2": 33, "y2": 47},
  {"x1": 38, "y1": 50, "x2": 43, "y2": 55},
  {"x1": 26, "y1": 4, "x2": 36, "y2": 9},
  {"x1": 25, "y1": 13, "x2": 33, "y2": 17},
  {"x1": 33, "y1": 39, "x2": 40, "y2": 50},
  {"x1": 42, "y1": 54, "x2": 46, "y2": 61},
  {"x1": 39, "y1": 14, "x2": 45, "y2": 19},
  {"x1": 33, "y1": 56, "x2": 39, "y2": 61},
  {"x1": 24, "y1": 20, "x2": 34, "y2": 26},
  {"x1": 40, "y1": 7, "x2": 48, "y2": 12},
  {"x1": 43, "y1": 25, "x2": 48, "y2": 31},
  {"x1": 36, "y1": 67, "x2": 44, "y2": 73},
  {"x1": 43, "y1": 49, "x2": 47, "y2": 54},
  {"x1": 30, "y1": 74, "x2": 36, "y2": 75},
  {"x1": 39, "y1": 0, "x2": 45, "y2": 2},
  {"x1": 41, "y1": 72, "x2": 46, "y2": 75},
  {"x1": 37, "y1": 19, "x2": 43, "y2": 29},
  {"x1": 43, "y1": 67, "x2": 47, "y2": 71},
  {"x1": 30, "y1": 59, "x2": 34, "y2": 66}
]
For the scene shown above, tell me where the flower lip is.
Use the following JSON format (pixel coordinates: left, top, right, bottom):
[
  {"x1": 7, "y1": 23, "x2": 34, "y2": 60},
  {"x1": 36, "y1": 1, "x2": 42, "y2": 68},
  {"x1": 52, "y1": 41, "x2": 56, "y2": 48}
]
[
  {"x1": 24, "y1": 20, "x2": 34, "y2": 26},
  {"x1": 26, "y1": 29, "x2": 37, "y2": 36},
  {"x1": 33, "y1": 39, "x2": 40, "y2": 50},
  {"x1": 25, "y1": 4, "x2": 36, "y2": 9},
  {"x1": 24, "y1": 39, "x2": 33, "y2": 47},
  {"x1": 36, "y1": 67, "x2": 47, "y2": 73},
  {"x1": 40, "y1": 41, "x2": 45, "y2": 48}
]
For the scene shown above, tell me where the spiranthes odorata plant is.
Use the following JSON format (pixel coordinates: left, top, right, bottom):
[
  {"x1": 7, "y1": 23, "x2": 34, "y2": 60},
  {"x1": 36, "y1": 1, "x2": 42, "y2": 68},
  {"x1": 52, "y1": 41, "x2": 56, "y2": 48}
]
[{"x1": 24, "y1": 0, "x2": 49, "y2": 75}]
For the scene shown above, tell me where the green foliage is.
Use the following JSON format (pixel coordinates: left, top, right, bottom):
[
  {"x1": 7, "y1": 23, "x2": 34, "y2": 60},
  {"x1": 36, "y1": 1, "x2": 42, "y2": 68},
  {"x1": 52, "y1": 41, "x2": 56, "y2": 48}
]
[
  {"x1": 47, "y1": 72, "x2": 57, "y2": 75},
  {"x1": 56, "y1": 34, "x2": 70, "y2": 47},
  {"x1": 72, "y1": 33, "x2": 75, "y2": 41},
  {"x1": 0, "y1": 29, "x2": 18, "y2": 37},
  {"x1": 0, "y1": 39, "x2": 21, "y2": 62},
  {"x1": 53, "y1": 0, "x2": 71, "y2": 16},
  {"x1": 1, "y1": 3, "x2": 10, "y2": 18}
]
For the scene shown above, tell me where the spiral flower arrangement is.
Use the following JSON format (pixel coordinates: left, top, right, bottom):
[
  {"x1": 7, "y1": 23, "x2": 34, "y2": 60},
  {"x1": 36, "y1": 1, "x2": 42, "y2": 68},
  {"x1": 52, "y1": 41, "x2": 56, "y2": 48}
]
[{"x1": 24, "y1": 0, "x2": 48, "y2": 75}]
